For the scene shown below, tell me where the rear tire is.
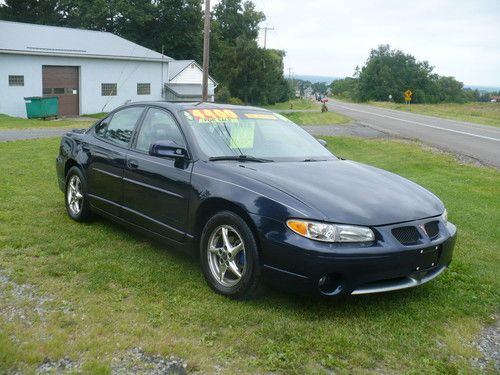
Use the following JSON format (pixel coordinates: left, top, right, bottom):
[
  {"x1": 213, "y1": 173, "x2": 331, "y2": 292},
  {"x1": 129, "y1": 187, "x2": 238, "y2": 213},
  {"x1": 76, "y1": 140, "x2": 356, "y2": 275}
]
[
  {"x1": 65, "y1": 166, "x2": 92, "y2": 222},
  {"x1": 200, "y1": 211, "x2": 262, "y2": 299}
]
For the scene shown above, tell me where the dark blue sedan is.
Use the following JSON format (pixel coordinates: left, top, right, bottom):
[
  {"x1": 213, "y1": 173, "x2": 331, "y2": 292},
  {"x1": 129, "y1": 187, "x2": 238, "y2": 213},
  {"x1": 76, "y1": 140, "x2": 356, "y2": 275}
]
[{"x1": 56, "y1": 102, "x2": 456, "y2": 298}]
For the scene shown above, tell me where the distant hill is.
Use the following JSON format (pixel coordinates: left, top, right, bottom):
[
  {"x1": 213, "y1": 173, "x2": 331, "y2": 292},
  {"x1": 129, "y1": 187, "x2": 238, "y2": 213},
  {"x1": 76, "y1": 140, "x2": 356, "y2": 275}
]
[
  {"x1": 294, "y1": 74, "x2": 341, "y2": 84},
  {"x1": 464, "y1": 84, "x2": 500, "y2": 92}
]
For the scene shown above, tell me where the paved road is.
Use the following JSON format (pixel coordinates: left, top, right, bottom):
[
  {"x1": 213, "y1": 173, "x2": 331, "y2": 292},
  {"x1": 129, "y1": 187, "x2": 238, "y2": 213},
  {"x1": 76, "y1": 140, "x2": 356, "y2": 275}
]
[
  {"x1": 328, "y1": 99, "x2": 500, "y2": 168},
  {"x1": 0, "y1": 128, "x2": 71, "y2": 142}
]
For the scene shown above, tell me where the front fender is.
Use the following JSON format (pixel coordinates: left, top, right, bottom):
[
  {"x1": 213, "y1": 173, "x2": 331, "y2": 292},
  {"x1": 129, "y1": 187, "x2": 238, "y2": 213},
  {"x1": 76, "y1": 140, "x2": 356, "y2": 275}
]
[{"x1": 187, "y1": 161, "x2": 323, "y2": 235}]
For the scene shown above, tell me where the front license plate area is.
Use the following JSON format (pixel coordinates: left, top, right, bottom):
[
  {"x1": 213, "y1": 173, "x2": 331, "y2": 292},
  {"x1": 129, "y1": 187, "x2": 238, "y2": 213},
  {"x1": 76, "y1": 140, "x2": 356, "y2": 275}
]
[{"x1": 414, "y1": 246, "x2": 440, "y2": 271}]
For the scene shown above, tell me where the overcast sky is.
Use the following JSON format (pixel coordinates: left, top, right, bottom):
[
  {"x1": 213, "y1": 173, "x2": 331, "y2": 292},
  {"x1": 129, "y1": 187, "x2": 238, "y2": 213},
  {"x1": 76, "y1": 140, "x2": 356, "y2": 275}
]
[{"x1": 247, "y1": 0, "x2": 500, "y2": 86}]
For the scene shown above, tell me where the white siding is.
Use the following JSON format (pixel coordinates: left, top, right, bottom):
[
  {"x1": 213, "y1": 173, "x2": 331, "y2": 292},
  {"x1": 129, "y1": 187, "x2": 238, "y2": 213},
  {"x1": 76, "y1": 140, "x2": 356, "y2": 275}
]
[
  {"x1": 0, "y1": 53, "x2": 168, "y2": 117},
  {"x1": 170, "y1": 63, "x2": 215, "y2": 85}
]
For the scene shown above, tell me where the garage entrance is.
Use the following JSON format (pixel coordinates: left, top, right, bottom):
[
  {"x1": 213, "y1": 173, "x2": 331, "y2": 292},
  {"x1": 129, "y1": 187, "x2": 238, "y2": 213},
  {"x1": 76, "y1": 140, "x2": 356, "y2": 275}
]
[{"x1": 42, "y1": 66, "x2": 79, "y2": 117}]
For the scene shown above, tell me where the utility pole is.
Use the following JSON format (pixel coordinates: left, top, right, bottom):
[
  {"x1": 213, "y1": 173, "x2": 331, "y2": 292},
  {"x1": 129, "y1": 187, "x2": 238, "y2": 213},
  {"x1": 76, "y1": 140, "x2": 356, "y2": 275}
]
[
  {"x1": 202, "y1": 0, "x2": 211, "y2": 102},
  {"x1": 260, "y1": 24, "x2": 274, "y2": 49}
]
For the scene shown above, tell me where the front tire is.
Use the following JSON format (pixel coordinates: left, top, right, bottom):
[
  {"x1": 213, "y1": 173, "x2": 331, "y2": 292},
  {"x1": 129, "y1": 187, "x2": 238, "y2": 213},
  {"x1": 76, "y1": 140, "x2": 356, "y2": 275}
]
[
  {"x1": 200, "y1": 211, "x2": 262, "y2": 299},
  {"x1": 65, "y1": 166, "x2": 92, "y2": 222}
]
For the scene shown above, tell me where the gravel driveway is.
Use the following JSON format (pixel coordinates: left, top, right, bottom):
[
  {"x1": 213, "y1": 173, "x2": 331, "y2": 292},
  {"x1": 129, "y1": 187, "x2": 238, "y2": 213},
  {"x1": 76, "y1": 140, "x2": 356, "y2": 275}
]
[{"x1": 0, "y1": 128, "x2": 72, "y2": 142}]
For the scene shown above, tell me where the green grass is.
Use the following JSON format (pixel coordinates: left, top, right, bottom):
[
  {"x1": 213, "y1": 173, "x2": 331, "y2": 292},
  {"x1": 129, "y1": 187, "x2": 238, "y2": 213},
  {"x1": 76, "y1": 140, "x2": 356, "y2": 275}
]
[
  {"x1": 282, "y1": 111, "x2": 350, "y2": 125},
  {"x1": 261, "y1": 99, "x2": 320, "y2": 110},
  {"x1": 367, "y1": 101, "x2": 500, "y2": 127},
  {"x1": 0, "y1": 137, "x2": 499, "y2": 374},
  {"x1": 0, "y1": 114, "x2": 94, "y2": 130},
  {"x1": 83, "y1": 112, "x2": 108, "y2": 119}
]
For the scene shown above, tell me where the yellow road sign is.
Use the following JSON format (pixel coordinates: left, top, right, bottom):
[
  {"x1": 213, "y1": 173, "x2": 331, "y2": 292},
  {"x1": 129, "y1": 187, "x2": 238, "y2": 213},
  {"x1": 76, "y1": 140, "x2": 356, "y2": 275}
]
[{"x1": 404, "y1": 89, "x2": 413, "y2": 102}]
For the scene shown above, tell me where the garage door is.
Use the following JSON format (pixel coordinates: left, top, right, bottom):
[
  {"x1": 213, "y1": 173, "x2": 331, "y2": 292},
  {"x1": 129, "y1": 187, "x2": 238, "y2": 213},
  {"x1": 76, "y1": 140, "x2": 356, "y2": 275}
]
[{"x1": 42, "y1": 66, "x2": 79, "y2": 117}]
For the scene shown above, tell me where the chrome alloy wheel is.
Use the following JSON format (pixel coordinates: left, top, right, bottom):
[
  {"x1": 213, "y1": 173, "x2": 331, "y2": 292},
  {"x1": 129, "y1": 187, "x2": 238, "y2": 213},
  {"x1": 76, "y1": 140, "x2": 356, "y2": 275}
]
[
  {"x1": 67, "y1": 175, "x2": 83, "y2": 215},
  {"x1": 207, "y1": 225, "x2": 247, "y2": 287}
]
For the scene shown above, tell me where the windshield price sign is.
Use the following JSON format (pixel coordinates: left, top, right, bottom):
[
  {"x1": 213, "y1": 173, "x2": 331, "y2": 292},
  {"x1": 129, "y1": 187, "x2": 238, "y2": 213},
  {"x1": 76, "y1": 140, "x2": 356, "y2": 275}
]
[{"x1": 189, "y1": 109, "x2": 239, "y2": 122}]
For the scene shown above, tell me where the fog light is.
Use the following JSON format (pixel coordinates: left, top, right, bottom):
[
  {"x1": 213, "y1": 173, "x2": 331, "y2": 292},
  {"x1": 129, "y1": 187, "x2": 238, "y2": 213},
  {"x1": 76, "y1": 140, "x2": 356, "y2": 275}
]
[{"x1": 318, "y1": 276, "x2": 327, "y2": 286}]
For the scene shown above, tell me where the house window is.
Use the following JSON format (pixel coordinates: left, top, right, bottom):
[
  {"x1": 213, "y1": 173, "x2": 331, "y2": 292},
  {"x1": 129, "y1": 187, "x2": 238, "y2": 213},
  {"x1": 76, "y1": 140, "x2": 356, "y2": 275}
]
[
  {"x1": 53, "y1": 88, "x2": 65, "y2": 94},
  {"x1": 9, "y1": 75, "x2": 24, "y2": 86},
  {"x1": 43, "y1": 88, "x2": 52, "y2": 95},
  {"x1": 101, "y1": 83, "x2": 117, "y2": 96},
  {"x1": 137, "y1": 83, "x2": 151, "y2": 95}
]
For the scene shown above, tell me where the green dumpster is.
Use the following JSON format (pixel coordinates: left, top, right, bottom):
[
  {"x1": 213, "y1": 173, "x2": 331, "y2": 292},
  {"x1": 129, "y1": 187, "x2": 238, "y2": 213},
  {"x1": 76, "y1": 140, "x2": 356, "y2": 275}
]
[{"x1": 24, "y1": 96, "x2": 59, "y2": 119}]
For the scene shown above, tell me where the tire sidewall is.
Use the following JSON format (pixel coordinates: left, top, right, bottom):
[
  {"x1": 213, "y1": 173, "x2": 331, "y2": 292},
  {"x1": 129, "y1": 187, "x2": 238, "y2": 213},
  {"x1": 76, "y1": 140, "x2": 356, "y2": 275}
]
[{"x1": 200, "y1": 211, "x2": 261, "y2": 299}]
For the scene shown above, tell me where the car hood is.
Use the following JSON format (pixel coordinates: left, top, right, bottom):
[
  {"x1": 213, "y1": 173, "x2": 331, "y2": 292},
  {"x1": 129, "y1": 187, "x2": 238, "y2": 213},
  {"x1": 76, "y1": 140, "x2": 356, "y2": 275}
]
[{"x1": 229, "y1": 160, "x2": 444, "y2": 226}]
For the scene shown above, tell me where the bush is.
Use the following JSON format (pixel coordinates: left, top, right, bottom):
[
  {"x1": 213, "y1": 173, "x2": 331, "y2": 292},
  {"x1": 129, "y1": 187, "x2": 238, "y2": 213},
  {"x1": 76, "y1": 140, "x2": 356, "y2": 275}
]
[
  {"x1": 228, "y1": 97, "x2": 244, "y2": 105},
  {"x1": 215, "y1": 85, "x2": 231, "y2": 103}
]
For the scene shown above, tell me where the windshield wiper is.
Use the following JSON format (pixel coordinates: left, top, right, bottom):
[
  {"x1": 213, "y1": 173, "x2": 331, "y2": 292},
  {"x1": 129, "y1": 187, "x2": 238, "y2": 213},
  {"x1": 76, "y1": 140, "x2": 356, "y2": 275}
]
[
  {"x1": 209, "y1": 155, "x2": 274, "y2": 163},
  {"x1": 301, "y1": 158, "x2": 329, "y2": 162}
]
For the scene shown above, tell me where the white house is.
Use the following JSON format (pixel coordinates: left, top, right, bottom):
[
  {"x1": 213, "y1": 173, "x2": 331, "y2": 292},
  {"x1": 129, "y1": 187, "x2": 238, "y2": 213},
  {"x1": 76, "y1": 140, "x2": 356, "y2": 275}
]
[{"x1": 0, "y1": 20, "x2": 217, "y2": 118}]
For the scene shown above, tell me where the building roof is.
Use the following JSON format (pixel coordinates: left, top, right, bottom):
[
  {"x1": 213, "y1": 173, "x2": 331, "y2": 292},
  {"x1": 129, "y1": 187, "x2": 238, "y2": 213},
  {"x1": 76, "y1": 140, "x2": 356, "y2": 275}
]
[
  {"x1": 168, "y1": 60, "x2": 195, "y2": 80},
  {"x1": 165, "y1": 83, "x2": 215, "y2": 97},
  {"x1": 0, "y1": 20, "x2": 172, "y2": 62}
]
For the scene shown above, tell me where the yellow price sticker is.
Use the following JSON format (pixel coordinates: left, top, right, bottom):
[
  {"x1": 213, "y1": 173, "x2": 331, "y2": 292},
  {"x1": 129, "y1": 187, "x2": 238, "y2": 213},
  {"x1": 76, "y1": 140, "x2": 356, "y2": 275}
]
[
  {"x1": 190, "y1": 109, "x2": 239, "y2": 122},
  {"x1": 244, "y1": 113, "x2": 276, "y2": 120}
]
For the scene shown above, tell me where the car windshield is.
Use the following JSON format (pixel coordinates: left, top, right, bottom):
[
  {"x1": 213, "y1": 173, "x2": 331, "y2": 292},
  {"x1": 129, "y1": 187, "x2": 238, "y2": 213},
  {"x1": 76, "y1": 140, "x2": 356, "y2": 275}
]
[{"x1": 182, "y1": 108, "x2": 335, "y2": 162}]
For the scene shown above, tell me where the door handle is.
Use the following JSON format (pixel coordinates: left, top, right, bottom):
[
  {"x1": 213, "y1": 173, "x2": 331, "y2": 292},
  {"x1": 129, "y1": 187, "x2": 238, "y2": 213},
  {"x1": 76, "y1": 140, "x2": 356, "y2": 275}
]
[{"x1": 127, "y1": 159, "x2": 139, "y2": 169}]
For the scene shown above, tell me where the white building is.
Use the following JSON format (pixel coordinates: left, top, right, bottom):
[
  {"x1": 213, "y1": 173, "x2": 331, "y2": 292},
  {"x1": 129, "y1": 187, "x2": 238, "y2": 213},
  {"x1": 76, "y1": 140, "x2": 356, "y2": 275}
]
[{"x1": 0, "y1": 20, "x2": 216, "y2": 118}]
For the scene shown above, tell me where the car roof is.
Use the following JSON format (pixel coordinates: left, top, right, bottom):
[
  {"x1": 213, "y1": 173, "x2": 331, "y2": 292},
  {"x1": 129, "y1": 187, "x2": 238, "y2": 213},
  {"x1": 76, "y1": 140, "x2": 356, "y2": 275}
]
[{"x1": 126, "y1": 101, "x2": 269, "y2": 112}]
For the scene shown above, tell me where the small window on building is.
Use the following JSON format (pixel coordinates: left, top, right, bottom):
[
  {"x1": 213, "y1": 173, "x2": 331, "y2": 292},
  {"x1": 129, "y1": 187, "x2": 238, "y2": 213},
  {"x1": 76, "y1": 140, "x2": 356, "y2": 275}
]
[
  {"x1": 43, "y1": 88, "x2": 52, "y2": 95},
  {"x1": 54, "y1": 88, "x2": 65, "y2": 94},
  {"x1": 101, "y1": 83, "x2": 117, "y2": 96},
  {"x1": 9, "y1": 75, "x2": 24, "y2": 86},
  {"x1": 137, "y1": 83, "x2": 151, "y2": 95}
]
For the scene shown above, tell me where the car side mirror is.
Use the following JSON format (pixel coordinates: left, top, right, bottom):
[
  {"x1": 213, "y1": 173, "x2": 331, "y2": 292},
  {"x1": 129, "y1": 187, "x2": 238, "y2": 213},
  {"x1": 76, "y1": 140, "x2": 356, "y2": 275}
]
[
  {"x1": 317, "y1": 139, "x2": 327, "y2": 147},
  {"x1": 149, "y1": 140, "x2": 188, "y2": 159}
]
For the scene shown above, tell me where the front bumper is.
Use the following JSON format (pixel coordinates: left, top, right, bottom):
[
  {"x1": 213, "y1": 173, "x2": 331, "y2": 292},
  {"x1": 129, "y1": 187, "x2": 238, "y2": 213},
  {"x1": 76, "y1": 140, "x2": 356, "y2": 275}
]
[{"x1": 252, "y1": 214, "x2": 457, "y2": 296}]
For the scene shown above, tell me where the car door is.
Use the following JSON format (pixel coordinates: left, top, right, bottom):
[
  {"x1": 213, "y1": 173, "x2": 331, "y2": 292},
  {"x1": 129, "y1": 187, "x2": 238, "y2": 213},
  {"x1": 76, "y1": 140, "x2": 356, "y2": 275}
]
[
  {"x1": 122, "y1": 107, "x2": 192, "y2": 243},
  {"x1": 86, "y1": 106, "x2": 145, "y2": 217}
]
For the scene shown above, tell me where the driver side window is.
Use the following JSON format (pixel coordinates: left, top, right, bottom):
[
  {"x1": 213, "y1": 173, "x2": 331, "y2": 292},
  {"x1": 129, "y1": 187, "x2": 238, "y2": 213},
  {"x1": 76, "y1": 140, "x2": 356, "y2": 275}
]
[
  {"x1": 95, "y1": 106, "x2": 144, "y2": 147},
  {"x1": 135, "y1": 108, "x2": 185, "y2": 153}
]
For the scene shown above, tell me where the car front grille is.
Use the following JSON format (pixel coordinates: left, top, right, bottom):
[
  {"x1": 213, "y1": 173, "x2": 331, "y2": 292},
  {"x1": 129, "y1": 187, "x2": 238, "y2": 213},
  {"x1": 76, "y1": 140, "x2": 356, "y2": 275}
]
[
  {"x1": 424, "y1": 221, "x2": 440, "y2": 240},
  {"x1": 392, "y1": 226, "x2": 421, "y2": 245}
]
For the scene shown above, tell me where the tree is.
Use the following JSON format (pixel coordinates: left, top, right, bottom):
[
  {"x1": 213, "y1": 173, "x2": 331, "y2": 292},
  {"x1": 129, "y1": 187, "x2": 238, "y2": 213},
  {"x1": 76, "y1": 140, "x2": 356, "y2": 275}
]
[
  {"x1": 354, "y1": 44, "x2": 466, "y2": 104},
  {"x1": 0, "y1": 0, "x2": 64, "y2": 24},
  {"x1": 210, "y1": 0, "x2": 288, "y2": 104},
  {"x1": 212, "y1": 0, "x2": 264, "y2": 43},
  {"x1": 216, "y1": 37, "x2": 287, "y2": 103},
  {"x1": 330, "y1": 77, "x2": 359, "y2": 100}
]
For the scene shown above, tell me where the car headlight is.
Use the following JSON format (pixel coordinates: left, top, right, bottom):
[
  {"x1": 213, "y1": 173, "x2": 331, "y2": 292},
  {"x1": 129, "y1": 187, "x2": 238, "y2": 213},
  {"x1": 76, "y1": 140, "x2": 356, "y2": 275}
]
[
  {"x1": 286, "y1": 219, "x2": 375, "y2": 243},
  {"x1": 441, "y1": 209, "x2": 448, "y2": 224}
]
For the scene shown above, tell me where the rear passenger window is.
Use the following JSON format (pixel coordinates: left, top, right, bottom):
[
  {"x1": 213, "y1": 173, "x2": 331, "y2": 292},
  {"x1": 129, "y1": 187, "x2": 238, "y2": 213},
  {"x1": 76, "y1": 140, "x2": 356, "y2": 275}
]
[
  {"x1": 95, "y1": 107, "x2": 144, "y2": 147},
  {"x1": 135, "y1": 108, "x2": 185, "y2": 153}
]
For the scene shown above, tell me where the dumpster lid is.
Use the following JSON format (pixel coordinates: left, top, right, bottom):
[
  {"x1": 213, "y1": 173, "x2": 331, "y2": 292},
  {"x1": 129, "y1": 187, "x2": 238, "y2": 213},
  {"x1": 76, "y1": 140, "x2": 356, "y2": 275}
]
[{"x1": 24, "y1": 96, "x2": 58, "y2": 100}]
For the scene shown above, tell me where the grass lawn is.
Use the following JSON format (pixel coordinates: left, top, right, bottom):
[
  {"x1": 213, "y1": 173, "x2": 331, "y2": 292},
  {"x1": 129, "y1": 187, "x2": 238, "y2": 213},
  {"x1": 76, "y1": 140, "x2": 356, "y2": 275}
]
[
  {"x1": 261, "y1": 99, "x2": 320, "y2": 111},
  {"x1": 0, "y1": 114, "x2": 94, "y2": 130},
  {"x1": 0, "y1": 137, "x2": 499, "y2": 374},
  {"x1": 367, "y1": 101, "x2": 500, "y2": 127},
  {"x1": 83, "y1": 112, "x2": 108, "y2": 119},
  {"x1": 282, "y1": 111, "x2": 350, "y2": 125}
]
